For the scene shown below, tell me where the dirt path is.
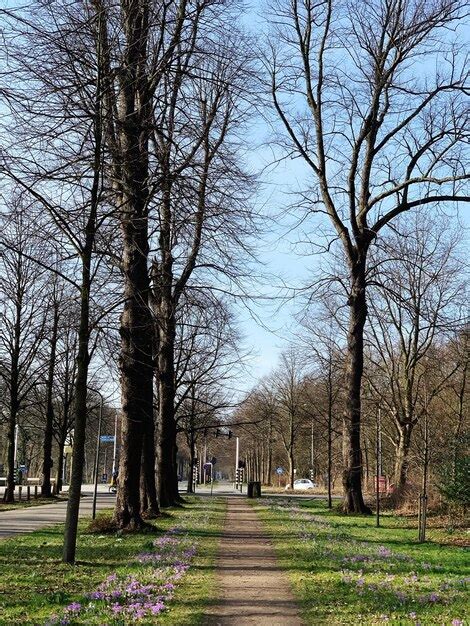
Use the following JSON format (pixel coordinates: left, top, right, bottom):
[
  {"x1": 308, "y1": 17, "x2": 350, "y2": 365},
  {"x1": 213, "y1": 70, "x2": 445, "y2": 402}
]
[{"x1": 204, "y1": 497, "x2": 303, "y2": 626}]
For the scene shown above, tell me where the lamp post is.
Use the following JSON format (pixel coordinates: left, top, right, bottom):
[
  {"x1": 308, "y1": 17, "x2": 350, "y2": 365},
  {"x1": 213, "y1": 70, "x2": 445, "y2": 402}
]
[
  {"x1": 13, "y1": 423, "x2": 19, "y2": 467},
  {"x1": 111, "y1": 409, "x2": 118, "y2": 476},
  {"x1": 234, "y1": 436, "x2": 239, "y2": 489},
  {"x1": 92, "y1": 391, "x2": 104, "y2": 520}
]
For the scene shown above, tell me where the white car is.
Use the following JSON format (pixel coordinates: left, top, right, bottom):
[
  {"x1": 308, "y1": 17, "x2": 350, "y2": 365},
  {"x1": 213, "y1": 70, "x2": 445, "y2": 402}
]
[{"x1": 285, "y1": 478, "x2": 317, "y2": 491}]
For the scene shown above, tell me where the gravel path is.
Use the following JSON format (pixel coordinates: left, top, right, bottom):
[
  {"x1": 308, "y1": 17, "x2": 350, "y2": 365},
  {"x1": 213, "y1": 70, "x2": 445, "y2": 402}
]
[{"x1": 204, "y1": 497, "x2": 303, "y2": 626}]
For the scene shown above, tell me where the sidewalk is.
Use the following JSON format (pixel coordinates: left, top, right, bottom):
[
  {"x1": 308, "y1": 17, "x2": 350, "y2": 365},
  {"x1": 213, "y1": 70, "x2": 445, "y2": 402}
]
[{"x1": 204, "y1": 497, "x2": 303, "y2": 626}]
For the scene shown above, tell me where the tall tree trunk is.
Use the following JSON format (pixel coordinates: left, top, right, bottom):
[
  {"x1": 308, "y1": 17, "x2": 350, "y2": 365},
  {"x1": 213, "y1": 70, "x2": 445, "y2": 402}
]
[
  {"x1": 157, "y1": 321, "x2": 179, "y2": 507},
  {"x1": 327, "y1": 399, "x2": 333, "y2": 509},
  {"x1": 266, "y1": 417, "x2": 272, "y2": 485},
  {"x1": 112, "y1": 0, "x2": 154, "y2": 529},
  {"x1": 5, "y1": 404, "x2": 17, "y2": 503},
  {"x1": 114, "y1": 226, "x2": 153, "y2": 528},
  {"x1": 139, "y1": 451, "x2": 149, "y2": 515},
  {"x1": 141, "y1": 413, "x2": 159, "y2": 517},
  {"x1": 5, "y1": 299, "x2": 21, "y2": 503},
  {"x1": 56, "y1": 439, "x2": 65, "y2": 494},
  {"x1": 42, "y1": 303, "x2": 59, "y2": 497},
  {"x1": 288, "y1": 450, "x2": 294, "y2": 489},
  {"x1": 62, "y1": 277, "x2": 91, "y2": 562},
  {"x1": 342, "y1": 259, "x2": 371, "y2": 514},
  {"x1": 62, "y1": 5, "x2": 103, "y2": 559}
]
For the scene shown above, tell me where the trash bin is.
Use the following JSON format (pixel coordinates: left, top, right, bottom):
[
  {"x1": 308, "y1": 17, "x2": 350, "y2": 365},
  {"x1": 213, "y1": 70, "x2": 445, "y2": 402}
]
[{"x1": 247, "y1": 481, "x2": 261, "y2": 498}]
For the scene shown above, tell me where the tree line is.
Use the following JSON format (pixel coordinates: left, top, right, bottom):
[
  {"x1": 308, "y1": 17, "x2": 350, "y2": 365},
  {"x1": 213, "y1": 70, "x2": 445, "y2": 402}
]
[
  {"x1": 235, "y1": 213, "x2": 468, "y2": 514},
  {"x1": 1, "y1": 0, "x2": 468, "y2": 564}
]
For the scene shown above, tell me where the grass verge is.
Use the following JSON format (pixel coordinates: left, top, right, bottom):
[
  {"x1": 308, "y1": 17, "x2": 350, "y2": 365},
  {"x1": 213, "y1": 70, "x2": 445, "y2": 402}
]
[
  {"x1": 255, "y1": 497, "x2": 468, "y2": 625},
  {"x1": 0, "y1": 495, "x2": 226, "y2": 625}
]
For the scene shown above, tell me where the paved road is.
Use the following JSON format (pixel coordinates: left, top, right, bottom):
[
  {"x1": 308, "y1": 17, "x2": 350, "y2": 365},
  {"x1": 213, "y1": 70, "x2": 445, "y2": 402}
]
[{"x1": 0, "y1": 489, "x2": 116, "y2": 540}]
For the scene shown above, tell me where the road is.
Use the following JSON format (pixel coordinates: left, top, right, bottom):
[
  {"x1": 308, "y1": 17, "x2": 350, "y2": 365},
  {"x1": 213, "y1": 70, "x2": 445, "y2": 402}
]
[{"x1": 0, "y1": 485, "x2": 115, "y2": 540}]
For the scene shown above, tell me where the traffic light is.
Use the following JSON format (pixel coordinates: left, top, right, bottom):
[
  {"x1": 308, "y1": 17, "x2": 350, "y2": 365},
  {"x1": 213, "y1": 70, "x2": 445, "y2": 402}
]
[{"x1": 228, "y1": 430, "x2": 233, "y2": 439}]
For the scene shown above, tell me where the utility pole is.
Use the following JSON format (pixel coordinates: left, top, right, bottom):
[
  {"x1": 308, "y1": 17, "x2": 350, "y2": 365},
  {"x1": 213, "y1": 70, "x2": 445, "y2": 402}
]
[
  {"x1": 92, "y1": 392, "x2": 104, "y2": 520},
  {"x1": 203, "y1": 436, "x2": 207, "y2": 485}
]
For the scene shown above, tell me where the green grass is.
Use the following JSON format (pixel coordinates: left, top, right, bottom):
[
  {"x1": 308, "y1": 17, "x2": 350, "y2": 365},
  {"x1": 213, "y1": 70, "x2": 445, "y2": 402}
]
[
  {"x1": 255, "y1": 497, "x2": 469, "y2": 625},
  {"x1": 0, "y1": 496, "x2": 226, "y2": 625}
]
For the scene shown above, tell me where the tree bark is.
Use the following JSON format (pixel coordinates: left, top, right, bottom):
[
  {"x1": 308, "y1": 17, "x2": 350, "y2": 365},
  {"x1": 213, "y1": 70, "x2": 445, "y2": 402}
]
[
  {"x1": 114, "y1": 227, "x2": 153, "y2": 528},
  {"x1": 266, "y1": 417, "x2": 273, "y2": 485},
  {"x1": 112, "y1": 0, "x2": 154, "y2": 529},
  {"x1": 327, "y1": 399, "x2": 333, "y2": 509},
  {"x1": 5, "y1": 297, "x2": 22, "y2": 503},
  {"x1": 342, "y1": 259, "x2": 372, "y2": 514},
  {"x1": 56, "y1": 438, "x2": 65, "y2": 494},
  {"x1": 288, "y1": 449, "x2": 295, "y2": 489},
  {"x1": 62, "y1": 3, "x2": 103, "y2": 561},
  {"x1": 141, "y1": 413, "x2": 159, "y2": 517},
  {"x1": 157, "y1": 322, "x2": 179, "y2": 507},
  {"x1": 62, "y1": 279, "x2": 91, "y2": 562}
]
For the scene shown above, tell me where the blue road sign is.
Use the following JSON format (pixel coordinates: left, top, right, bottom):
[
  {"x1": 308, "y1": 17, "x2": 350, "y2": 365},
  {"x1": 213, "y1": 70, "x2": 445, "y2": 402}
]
[
  {"x1": 100, "y1": 435, "x2": 115, "y2": 443},
  {"x1": 276, "y1": 467, "x2": 284, "y2": 475}
]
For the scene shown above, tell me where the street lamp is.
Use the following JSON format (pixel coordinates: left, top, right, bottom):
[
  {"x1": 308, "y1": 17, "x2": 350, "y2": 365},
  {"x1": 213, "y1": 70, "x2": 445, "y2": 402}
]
[
  {"x1": 13, "y1": 423, "x2": 19, "y2": 467},
  {"x1": 111, "y1": 409, "x2": 118, "y2": 476},
  {"x1": 234, "y1": 435, "x2": 239, "y2": 489}
]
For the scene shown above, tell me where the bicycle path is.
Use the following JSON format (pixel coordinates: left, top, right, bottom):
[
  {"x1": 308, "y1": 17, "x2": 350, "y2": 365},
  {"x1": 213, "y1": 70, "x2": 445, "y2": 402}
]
[
  {"x1": 203, "y1": 497, "x2": 303, "y2": 626},
  {"x1": 0, "y1": 493, "x2": 116, "y2": 539}
]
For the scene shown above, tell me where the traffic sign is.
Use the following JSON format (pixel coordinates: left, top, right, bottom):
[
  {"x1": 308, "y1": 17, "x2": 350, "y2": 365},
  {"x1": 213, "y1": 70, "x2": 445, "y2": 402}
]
[
  {"x1": 276, "y1": 467, "x2": 284, "y2": 475},
  {"x1": 100, "y1": 435, "x2": 115, "y2": 443}
]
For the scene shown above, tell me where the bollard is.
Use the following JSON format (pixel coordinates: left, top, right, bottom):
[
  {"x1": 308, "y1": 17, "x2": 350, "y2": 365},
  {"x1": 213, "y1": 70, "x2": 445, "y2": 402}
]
[
  {"x1": 34, "y1": 485, "x2": 38, "y2": 499},
  {"x1": 27, "y1": 485, "x2": 31, "y2": 501},
  {"x1": 18, "y1": 486, "x2": 22, "y2": 501}
]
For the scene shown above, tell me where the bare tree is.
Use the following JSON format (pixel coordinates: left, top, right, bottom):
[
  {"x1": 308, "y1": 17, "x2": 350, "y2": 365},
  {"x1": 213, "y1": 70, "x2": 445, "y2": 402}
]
[
  {"x1": 0, "y1": 203, "x2": 47, "y2": 502},
  {"x1": 1, "y1": 0, "x2": 110, "y2": 560},
  {"x1": 268, "y1": 0, "x2": 469, "y2": 511},
  {"x1": 366, "y1": 212, "x2": 466, "y2": 491},
  {"x1": 173, "y1": 291, "x2": 246, "y2": 492},
  {"x1": 271, "y1": 349, "x2": 307, "y2": 489},
  {"x1": 299, "y1": 318, "x2": 345, "y2": 508}
]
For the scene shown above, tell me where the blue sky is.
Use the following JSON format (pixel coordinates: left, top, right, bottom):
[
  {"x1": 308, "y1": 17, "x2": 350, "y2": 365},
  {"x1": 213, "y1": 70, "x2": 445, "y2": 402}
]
[{"x1": 232, "y1": 2, "x2": 470, "y2": 390}]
